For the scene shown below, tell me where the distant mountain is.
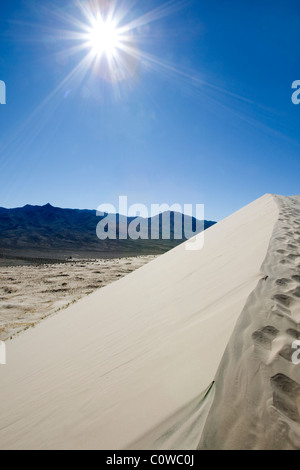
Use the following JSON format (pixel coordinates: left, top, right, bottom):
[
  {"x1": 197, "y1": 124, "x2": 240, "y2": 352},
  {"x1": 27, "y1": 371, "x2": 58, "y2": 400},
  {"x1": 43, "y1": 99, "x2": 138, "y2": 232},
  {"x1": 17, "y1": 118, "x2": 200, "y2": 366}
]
[{"x1": 0, "y1": 204, "x2": 216, "y2": 261}]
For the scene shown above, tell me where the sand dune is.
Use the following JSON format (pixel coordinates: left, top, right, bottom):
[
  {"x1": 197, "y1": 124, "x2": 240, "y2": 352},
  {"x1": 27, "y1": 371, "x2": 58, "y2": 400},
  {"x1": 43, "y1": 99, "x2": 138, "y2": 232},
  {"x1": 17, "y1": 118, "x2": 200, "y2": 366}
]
[
  {"x1": 199, "y1": 195, "x2": 300, "y2": 450},
  {"x1": 0, "y1": 256, "x2": 155, "y2": 341},
  {"x1": 0, "y1": 193, "x2": 293, "y2": 450}
]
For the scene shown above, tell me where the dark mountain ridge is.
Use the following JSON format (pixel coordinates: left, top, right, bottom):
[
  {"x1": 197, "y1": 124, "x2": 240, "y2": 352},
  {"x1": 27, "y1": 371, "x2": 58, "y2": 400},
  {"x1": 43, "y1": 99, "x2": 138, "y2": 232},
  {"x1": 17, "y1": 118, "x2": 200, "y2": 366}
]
[{"x1": 0, "y1": 203, "x2": 216, "y2": 261}]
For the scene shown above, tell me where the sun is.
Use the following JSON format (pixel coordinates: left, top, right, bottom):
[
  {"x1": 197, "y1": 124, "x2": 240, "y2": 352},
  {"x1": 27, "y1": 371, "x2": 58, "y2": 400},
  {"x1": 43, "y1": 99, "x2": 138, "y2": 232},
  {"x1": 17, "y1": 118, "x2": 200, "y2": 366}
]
[
  {"x1": 55, "y1": 1, "x2": 188, "y2": 86},
  {"x1": 88, "y1": 16, "x2": 121, "y2": 58}
]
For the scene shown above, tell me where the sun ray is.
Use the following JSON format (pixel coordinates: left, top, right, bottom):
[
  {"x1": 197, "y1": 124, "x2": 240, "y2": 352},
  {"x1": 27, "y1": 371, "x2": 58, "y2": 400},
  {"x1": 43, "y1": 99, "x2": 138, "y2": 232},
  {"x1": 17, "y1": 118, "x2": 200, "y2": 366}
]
[
  {"x1": 48, "y1": 0, "x2": 192, "y2": 85},
  {"x1": 118, "y1": 0, "x2": 190, "y2": 35},
  {"x1": 3, "y1": 0, "x2": 292, "y2": 180}
]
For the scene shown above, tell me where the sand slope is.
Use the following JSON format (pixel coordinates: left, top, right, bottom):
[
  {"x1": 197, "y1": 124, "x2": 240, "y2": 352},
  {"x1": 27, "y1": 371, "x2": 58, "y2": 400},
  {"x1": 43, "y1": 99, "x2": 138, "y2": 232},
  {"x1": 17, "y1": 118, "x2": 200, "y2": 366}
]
[
  {"x1": 0, "y1": 194, "x2": 278, "y2": 450},
  {"x1": 199, "y1": 195, "x2": 300, "y2": 450},
  {"x1": 0, "y1": 256, "x2": 155, "y2": 341}
]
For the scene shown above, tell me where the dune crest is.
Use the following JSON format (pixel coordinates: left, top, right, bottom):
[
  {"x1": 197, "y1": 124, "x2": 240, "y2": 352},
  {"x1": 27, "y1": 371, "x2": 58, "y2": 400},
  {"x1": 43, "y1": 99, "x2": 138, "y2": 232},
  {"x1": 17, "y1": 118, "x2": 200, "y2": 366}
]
[{"x1": 199, "y1": 195, "x2": 300, "y2": 449}]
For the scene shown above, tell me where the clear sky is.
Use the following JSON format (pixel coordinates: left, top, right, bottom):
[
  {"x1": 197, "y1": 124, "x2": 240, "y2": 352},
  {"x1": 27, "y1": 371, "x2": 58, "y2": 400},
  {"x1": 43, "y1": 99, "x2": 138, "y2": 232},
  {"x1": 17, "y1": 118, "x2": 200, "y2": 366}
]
[{"x1": 0, "y1": 0, "x2": 299, "y2": 221}]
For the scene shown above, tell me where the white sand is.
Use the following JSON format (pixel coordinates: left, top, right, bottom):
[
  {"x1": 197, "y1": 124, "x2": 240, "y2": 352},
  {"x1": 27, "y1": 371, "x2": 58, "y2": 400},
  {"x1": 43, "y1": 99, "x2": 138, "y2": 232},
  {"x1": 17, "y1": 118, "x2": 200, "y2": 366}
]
[
  {"x1": 0, "y1": 256, "x2": 155, "y2": 341},
  {"x1": 199, "y1": 195, "x2": 300, "y2": 450},
  {"x1": 0, "y1": 194, "x2": 279, "y2": 450}
]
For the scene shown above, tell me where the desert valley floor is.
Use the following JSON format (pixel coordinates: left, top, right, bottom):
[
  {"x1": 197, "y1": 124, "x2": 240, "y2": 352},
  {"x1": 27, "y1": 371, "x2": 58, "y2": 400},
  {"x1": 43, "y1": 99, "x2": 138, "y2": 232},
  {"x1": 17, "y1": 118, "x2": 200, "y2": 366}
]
[{"x1": 0, "y1": 256, "x2": 156, "y2": 341}]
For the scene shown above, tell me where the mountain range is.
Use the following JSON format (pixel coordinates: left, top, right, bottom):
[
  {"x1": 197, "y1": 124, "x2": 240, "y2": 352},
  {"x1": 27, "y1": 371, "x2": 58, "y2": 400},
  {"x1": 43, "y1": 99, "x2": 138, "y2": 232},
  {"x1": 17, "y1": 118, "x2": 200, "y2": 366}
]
[{"x1": 0, "y1": 203, "x2": 216, "y2": 261}]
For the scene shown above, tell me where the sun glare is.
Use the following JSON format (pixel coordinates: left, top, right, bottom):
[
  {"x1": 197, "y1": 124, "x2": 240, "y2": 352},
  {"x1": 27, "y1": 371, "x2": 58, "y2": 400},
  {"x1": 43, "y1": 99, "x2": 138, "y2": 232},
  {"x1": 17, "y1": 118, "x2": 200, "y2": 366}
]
[
  {"x1": 54, "y1": 1, "x2": 189, "y2": 86},
  {"x1": 88, "y1": 17, "x2": 121, "y2": 58}
]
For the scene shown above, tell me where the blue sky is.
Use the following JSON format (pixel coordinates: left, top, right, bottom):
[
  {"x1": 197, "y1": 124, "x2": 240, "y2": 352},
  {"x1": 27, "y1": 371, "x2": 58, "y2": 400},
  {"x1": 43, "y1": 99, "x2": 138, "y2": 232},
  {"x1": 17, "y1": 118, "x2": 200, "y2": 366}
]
[{"x1": 0, "y1": 0, "x2": 299, "y2": 221}]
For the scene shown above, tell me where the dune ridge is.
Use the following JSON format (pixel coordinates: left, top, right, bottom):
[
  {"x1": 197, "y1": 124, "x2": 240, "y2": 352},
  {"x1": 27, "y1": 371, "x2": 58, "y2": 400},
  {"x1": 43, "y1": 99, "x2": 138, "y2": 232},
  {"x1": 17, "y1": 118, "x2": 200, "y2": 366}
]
[
  {"x1": 0, "y1": 194, "x2": 279, "y2": 450},
  {"x1": 198, "y1": 195, "x2": 300, "y2": 450}
]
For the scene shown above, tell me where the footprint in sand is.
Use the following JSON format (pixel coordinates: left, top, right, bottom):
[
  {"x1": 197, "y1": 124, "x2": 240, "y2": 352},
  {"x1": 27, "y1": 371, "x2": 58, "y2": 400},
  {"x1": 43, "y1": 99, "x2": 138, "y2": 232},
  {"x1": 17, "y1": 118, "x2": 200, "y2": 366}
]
[
  {"x1": 280, "y1": 260, "x2": 293, "y2": 265},
  {"x1": 270, "y1": 374, "x2": 300, "y2": 422},
  {"x1": 252, "y1": 324, "x2": 299, "y2": 366},
  {"x1": 287, "y1": 244, "x2": 298, "y2": 250},
  {"x1": 273, "y1": 294, "x2": 295, "y2": 308},
  {"x1": 286, "y1": 328, "x2": 300, "y2": 339},
  {"x1": 252, "y1": 325, "x2": 279, "y2": 350},
  {"x1": 278, "y1": 328, "x2": 300, "y2": 362},
  {"x1": 276, "y1": 278, "x2": 292, "y2": 287},
  {"x1": 278, "y1": 344, "x2": 296, "y2": 362},
  {"x1": 290, "y1": 287, "x2": 300, "y2": 298}
]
